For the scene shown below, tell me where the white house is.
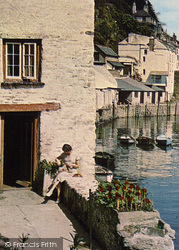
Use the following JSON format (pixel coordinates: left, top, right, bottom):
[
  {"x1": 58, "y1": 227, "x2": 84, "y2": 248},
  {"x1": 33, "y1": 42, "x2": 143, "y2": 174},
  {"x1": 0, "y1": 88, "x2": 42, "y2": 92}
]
[{"x1": 118, "y1": 33, "x2": 178, "y2": 102}]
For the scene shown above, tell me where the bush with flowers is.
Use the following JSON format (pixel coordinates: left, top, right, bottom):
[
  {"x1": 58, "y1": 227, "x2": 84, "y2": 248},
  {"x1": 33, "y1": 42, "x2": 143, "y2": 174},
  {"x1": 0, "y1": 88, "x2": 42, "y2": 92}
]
[{"x1": 94, "y1": 179, "x2": 153, "y2": 212}]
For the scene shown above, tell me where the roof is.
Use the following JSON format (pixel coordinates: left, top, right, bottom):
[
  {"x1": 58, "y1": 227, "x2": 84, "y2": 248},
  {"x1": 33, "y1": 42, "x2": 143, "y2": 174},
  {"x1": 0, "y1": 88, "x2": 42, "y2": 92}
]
[
  {"x1": 94, "y1": 65, "x2": 118, "y2": 89},
  {"x1": 150, "y1": 85, "x2": 164, "y2": 92},
  {"x1": 95, "y1": 45, "x2": 118, "y2": 58},
  {"x1": 150, "y1": 71, "x2": 168, "y2": 76},
  {"x1": 116, "y1": 77, "x2": 154, "y2": 92},
  {"x1": 108, "y1": 61, "x2": 124, "y2": 68},
  {"x1": 134, "y1": 10, "x2": 151, "y2": 17}
]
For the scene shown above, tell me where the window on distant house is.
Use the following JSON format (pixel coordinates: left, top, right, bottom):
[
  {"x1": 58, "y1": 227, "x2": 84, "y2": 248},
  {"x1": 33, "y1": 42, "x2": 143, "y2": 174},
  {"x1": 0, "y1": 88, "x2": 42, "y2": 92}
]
[
  {"x1": 143, "y1": 56, "x2": 145, "y2": 62},
  {"x1": 144, "y1": 49, "x2": 147, "y2": 55},
  {"x1": 143, "y1": 69, "x2": 146, "y2": 75},
  {"x1": 3, "y1": 39, "x2": 41, "y2": 83},
  {"x1": 147, "y1": 92, "x2": 150, "y2": 97},
  {"x1": 134, "y1": 92, "x2": 138, "y2": 98}
]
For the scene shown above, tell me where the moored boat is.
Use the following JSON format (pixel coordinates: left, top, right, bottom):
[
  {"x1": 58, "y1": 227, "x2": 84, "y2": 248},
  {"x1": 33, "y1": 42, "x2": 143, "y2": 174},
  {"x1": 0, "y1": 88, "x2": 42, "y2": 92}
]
[
  {"x1": 119, "y1": 134, "x2": 135, "y2": 144},
  {"x1": 156, "y1": 135, "x2": 172, "y2": 146},
  {"x1": 94, "y1": 151, "x2": 115, "y2": 170},
  {"x1": 136, "y1": 136, "x2": 154, "y2": 145},
  {"x1": 95, "y1": 165, "x2": 113, "y2": 182}
]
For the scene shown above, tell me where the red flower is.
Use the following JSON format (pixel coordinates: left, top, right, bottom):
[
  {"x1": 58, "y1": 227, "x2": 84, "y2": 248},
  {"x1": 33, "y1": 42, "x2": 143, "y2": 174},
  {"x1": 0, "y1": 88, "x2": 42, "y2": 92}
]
[
  {"x1": 99, "y1": 186, "x2": 104, "y2": 192},
  {"x1": 115, "y1": 192, "x2": 121, "y2": 199},
  {"x1": 122, "y1": 186, "x2": 127, "y2": 191},
  {"x1": 144, "y1": 198, "x2": 151, "y2": 204},
  {"x1": 135, "y1": 185, "x2": 141, "y2": 191},
  {"x1": 108, "y1": 185, "x2": 112, "y2": 191},
  {"x1": 125, "y1": 180, "x2": 129, "y2": 186},
  {"x1": 129, "y1": 184, "x2": 134, "y2": 189},
  {"x1": 142, "y1": 188, "x2": 147, "y2": 193},
  {"x1": 113, "y1": 180, "x2": 118, "y2": 185},
  {"x1": 120, "y1": 196, "x2": 124, "y2": 201},
  {"x1": 128, "y1": 189, "x2": 132, "y2": 195},
  {"x1": 108, "y1": 192, "x2": 112, "y2": 199},
  {"x1": 128, "y1": 196, "x2": 133, "y2": 202},
  {"x1": 116, "y1": 185, "x2": 120, "y2": 191},
  {"x1": 135, "y1": 191, "x2": 141, "y2": 196}
]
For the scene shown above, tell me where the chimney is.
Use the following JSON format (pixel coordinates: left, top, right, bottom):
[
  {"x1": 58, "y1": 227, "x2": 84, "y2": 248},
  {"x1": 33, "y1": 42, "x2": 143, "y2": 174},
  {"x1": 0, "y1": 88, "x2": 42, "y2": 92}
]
[
  {"x1": 149, "y1": 37, "x2": 154, "y2": 51},
  {"x1": 132, "y1": 2, "x2": 137, "y2": 14},
  {"x1": 173, "y1": 33, "x2": 177, "y2": 42},
  {"x1": 144, "y1": 0, "x2": 149, "y2": 14}
]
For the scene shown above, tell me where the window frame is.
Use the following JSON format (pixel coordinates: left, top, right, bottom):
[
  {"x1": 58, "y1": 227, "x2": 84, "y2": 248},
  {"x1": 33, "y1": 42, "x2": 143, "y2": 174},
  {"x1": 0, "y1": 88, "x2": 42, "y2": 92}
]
[{"x1": 3, "y1": 39, "x2": 41, "y2": 83}]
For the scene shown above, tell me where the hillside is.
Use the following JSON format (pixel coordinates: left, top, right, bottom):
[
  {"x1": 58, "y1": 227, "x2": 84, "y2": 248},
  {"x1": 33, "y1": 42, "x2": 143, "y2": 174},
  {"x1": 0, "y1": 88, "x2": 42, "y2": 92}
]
[{"x1": 95, "y1": 0, "x2": 155, "y2": 51}]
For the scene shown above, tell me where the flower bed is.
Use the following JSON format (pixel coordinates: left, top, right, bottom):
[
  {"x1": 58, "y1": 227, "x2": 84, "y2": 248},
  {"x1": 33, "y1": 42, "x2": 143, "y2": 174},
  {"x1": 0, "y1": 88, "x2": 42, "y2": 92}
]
[{"x1": 94, "y1": 179, "x2": 153, "y2": 212}]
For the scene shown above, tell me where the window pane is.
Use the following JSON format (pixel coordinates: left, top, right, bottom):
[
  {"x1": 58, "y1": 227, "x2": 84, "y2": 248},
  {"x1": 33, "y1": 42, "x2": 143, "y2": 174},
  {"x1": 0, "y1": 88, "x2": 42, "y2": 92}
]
[
  {"x1": 7, "y1": 44, "x2": 13, "y2": 54},
  {"x1": 25, "y1": 44, "x2": 29, "y2": 55},
  {"x1": 7, "y1": 66, "x2": 12, "y2": 76},
  {"x1": 30, "y1": 44, "x2": 34, "y2": 54},
  {"x1": 24, "y1": 66, "x2": 29, "y2": 76},
  {"x1": 14, "y1": 44, "x2": 20, "y2": 54},
  {"x1": 25, "y1": 55, "x2": 29, "y2": 66},
  {"x1": 30, "y1": 66, "x2": 34, "y2": 77},
  {"x1": 8, "y1": 55, "x2": 13, "y2": 65},
  {"x1": 30, "y1": 56, "x2": 34, "y2": 66},
  {"x1": 14, "y1": 66, "x2": 20, "y2": 76},
  {"x1": 14, "y1": 55, "x2": 19, "y2": 65}
]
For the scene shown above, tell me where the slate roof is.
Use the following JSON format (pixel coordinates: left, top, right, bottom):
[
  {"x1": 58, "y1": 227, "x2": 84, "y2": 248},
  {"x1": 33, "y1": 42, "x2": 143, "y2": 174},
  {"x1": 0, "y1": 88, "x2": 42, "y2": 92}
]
[
  {"x1": 108, "y1": 61, "x2": 124, "y2": 68},
  {"x1": 116, "y1": 77, "x2": 154, "y2": 92},
  {"x1": 95, "y1": 45, "x2": 118, "y2": 58},
  {"x1": 134, "y1": 10, "x2": 151, "y2": 17}
]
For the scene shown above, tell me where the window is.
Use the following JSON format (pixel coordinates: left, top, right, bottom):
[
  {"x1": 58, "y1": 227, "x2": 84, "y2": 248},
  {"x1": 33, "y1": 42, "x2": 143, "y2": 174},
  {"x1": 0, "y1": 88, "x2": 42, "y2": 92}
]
[
  {"x1": 3, "y1": 39, "x2": 41, "y2": 82},
  {"x1": 147, "y1": 92, "x2": 150, "y2": 97},
  {"x1": 134, "y1": 92, "x2": 138, "y2": 98},
  {"x1": 143, "y1": 69, "x2": 146, "y2": 75},
  {"x1": 144, "y1": 49, "x2": 147, "y2": 55},
  {"x1": 143, "y1": 56, "x2": 145, "y2": 62}
]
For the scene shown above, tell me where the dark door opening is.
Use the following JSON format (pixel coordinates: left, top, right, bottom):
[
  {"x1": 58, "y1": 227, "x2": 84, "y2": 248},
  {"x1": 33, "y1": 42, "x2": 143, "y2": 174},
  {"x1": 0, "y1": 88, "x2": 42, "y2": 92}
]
[
  {"x1": 3, "y1": 113, "x2": 36, "y2": 187},
  {"x1": 140, "y1": 92, "x2": 144, "y2": 104}
]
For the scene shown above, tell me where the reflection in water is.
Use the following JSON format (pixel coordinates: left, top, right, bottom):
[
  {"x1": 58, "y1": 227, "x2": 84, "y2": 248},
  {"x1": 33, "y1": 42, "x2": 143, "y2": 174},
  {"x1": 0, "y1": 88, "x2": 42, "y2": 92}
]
[{"x1": 96, "y1": 116, "x2": 179, "y2": 248}]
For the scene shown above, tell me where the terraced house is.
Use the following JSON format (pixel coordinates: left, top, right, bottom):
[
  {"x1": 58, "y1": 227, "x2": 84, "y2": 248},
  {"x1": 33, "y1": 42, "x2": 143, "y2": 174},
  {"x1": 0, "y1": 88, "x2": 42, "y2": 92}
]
[{"x1": 0, "y1": 0, "x2": 96, "y2": 193}]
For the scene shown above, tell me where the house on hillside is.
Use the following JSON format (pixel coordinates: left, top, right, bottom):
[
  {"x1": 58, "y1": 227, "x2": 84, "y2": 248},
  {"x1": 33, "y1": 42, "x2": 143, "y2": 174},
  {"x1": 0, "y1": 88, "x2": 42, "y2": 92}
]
[
  {"x1": 0, "y1": 0, "x2": 95, "y2": 193},
  {"x1": 118, "y1": 33, "x2": 178, "y2": 102}
]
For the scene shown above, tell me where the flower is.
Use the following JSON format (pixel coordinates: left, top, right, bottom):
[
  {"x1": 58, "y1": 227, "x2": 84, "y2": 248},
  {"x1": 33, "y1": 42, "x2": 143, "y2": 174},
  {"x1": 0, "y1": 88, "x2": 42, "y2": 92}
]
[
  {"x1": 135, "y1": 191, "x2": 141, "y2": 196},
  {"x1": 125, "y1": 180, "x2": 129, "y2": 186},
  {"x1": 144, "y1": 198, "x2": 151, "y2": 204},
  {"x1": 115, "y1": 185, "x2": 120, "y2": 191},
  {"x1": 129, "y1": 184, "x2": 134, "y2": 189},
  {"x1": 122, "y1": 186, "x2": 127, "y2": 191},
  {"x1": 120, "y1": 196, "x2": 124, "y2": 201},
  {"x1": 115, "y1": 192, "x2": 121, "y2": 199},
  {"x1": 128, "y1": 196, "x2": 133, "y2": 203},
  {"x1": 108, "y1": 192, "x2": 112, "y2": 199},
  {"x1": 128, "y1": 189, "x2": 132, "y2": 195},
  {"x1": 99, "y1": 186, "x2": 104, "y2": 192},
  {"x1": 108, "y1": 185, "x2": 112, "y2": 191},
  {"x1": 142, "y1": 188, "x2": 147, "y2": 193},
  {"x1": 135, "y1": 185, "x2": 141, "y2": 191}
]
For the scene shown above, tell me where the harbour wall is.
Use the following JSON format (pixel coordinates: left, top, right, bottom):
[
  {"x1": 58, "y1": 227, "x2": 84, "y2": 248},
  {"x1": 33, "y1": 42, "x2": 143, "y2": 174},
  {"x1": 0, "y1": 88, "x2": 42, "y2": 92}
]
[
  {"x1": 96, "y1": 103, "x2": 178, "y2": 123},
  {"x1": 61, "y1": 181, "x2": 175, "y2": 250}
]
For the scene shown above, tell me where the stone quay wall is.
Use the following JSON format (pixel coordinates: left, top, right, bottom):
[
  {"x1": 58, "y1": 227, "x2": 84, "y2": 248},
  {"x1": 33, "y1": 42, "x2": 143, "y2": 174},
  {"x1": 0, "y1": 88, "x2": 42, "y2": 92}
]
[
  {"x1": 96, "y1": 103, "x2": 178, "y2": 123},
  {"x1": 61, "y1": 181, "x2": 175, "y2": 250}
]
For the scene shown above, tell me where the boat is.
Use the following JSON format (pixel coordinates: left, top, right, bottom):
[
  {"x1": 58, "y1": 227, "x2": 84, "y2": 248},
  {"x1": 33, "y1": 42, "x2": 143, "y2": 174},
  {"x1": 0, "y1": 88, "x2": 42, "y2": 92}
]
[
  {"x1": 136, "y1": 136, "x2": 154, "y2": 145},
  {"x1": 156, "y1": 135, "x2": 172, "y2": 146},
  {"x1": 119, "y1": 134, "x2": 135, "y2": 144},
  {"x1": 95, "y1": 165, "x2": 113, "y2": 182},
  {"x1": 94, "y1": 152, "x2": 115, "y2": 170}
]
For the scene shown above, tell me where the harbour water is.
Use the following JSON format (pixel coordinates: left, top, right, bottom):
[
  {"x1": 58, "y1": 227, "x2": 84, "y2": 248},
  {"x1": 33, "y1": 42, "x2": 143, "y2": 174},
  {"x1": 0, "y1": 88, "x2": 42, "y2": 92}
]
[{"x1": 96, "y1": 116, "x2": 179, "y2": 249}]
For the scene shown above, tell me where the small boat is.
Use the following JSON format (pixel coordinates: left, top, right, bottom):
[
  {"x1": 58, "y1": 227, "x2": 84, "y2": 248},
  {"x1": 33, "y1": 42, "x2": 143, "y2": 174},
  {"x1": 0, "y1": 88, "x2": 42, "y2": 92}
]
[
  {"x1": 95, "y1": 165, "x2": 113, "y2": 182},
  {"x1": 136, "y1": 136, "x2": 154, "y2": 145},
  {"x1": 94, "y1": 152, "x2": 115, "y2": 169},
  {"x1": 119, "y1": 134, "x2": 135, "y2": 144},
  {"x1": 156, "y1": 135, "x2": 172, "y2": 146}
]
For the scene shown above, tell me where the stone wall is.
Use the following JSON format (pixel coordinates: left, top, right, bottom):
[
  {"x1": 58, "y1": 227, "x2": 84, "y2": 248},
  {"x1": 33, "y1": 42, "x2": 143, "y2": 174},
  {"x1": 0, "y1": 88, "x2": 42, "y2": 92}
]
[
  {"x1": 97, "y1": 103, "x2": 178, "y2": 123},
  {"x1": 0, "y1": 0, "x2": 96, "y2": 191},
  {"x1": 61, "y1": 181, "x2": 175, "y2": 250}
]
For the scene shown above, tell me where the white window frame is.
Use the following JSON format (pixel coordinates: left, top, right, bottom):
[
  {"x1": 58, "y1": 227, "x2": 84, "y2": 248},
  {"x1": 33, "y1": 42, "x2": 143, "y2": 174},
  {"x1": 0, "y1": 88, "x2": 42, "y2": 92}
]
[
  {"x1": 5, "y1": 41, "x2": 37, "y2": 80},
  {"x1": 6, "y1": 42, "x2": 21, "y2": 79},
  {"x1": 23, "y1": 43, "x2": 37, "y2": 79}
]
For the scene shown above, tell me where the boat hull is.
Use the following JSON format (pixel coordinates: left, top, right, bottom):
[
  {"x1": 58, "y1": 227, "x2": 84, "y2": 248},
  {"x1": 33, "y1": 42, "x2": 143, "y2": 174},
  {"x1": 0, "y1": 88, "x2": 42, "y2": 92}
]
[
  {"x1": 136, "y1": 137, "x2": 154, "y2": 145},
  {"x1": 94, "y1": 152, "x2": 115, "y2": 170}
]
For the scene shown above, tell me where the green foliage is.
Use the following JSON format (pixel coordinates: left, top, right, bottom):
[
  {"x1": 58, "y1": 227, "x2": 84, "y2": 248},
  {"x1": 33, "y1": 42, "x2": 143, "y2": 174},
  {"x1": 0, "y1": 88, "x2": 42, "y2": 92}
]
[
  {"x1": 40, "y1": 159, "x2": 59, "y2": 177},
  {"x1": 94, "y1": 179, "x2": 153, "y2": 212},
  {"x1": 0, "y1": 233, "x2": 29, "y2": 250},
  {"x1": 70, "y1": 232, "x2": 84, "y2": 250},
  {"x1": 174, "y1": 71, "x2": 179, "y2": 100},
  {"x1": 95, "y1": 0, "x2": 153, "y2": 51}
]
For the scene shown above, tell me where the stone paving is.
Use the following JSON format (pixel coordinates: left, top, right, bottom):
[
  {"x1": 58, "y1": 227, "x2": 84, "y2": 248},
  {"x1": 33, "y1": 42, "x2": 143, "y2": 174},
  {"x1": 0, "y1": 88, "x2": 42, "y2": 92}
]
[{"x1": 0, "y1": 185, "x2": 100, "y2": 250}]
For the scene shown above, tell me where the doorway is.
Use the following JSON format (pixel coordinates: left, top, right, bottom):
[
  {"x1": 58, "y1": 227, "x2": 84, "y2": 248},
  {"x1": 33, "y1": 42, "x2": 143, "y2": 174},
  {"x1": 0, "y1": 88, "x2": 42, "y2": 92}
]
[{"x1": 2, "y1": 112, "x2": 38, "y2": 187}]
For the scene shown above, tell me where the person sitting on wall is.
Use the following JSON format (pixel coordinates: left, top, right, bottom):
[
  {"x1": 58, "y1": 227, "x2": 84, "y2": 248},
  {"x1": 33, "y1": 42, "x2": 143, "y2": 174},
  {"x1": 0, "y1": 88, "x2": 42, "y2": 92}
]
[{"x1": 42, "y1": 144, "x2": 80, "y2": 204}]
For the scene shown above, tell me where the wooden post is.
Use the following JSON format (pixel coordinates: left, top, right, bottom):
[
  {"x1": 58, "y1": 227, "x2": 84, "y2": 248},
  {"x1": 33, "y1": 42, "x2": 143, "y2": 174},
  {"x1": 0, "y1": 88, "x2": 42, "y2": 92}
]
[{"x1": 89, "y1": 189, "x2": 92, "y2": 249}]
